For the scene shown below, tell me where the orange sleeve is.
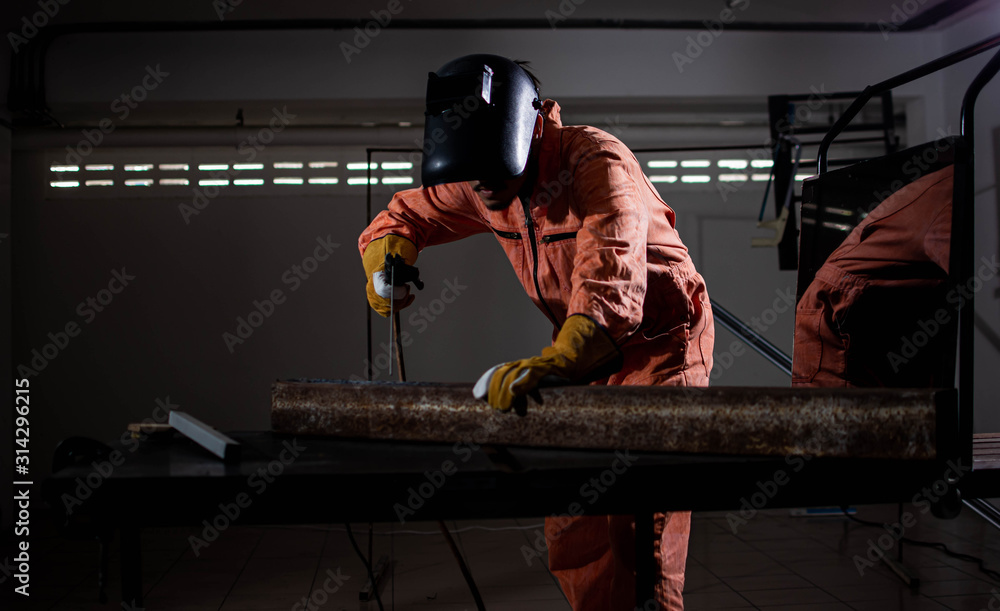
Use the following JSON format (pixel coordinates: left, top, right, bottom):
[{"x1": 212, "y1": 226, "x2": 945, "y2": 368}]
[
  {"x1": 358, "y1": 182, "x2": 490, "y2": 256},
  {"x1": 566, "y1": 139, "x2": 648, "y2": 344},
  {"x1": 923, "y1": 194, "x2": 952, "y2": 274}
]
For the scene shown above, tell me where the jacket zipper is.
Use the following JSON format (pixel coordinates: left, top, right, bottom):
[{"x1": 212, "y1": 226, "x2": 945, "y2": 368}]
[
  {"x1": 521, "y1": 199, "x2": 562, "y2": 330},
  {"x1": 541, "y1": 231, "x2": 578, "y2": 244},
  {"x1": 491, "y1": 227, "x2": 522, "y2": 240}
]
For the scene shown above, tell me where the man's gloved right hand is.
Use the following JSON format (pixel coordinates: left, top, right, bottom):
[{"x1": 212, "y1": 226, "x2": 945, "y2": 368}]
[{"x1": 362, "y1": 235, "x2": 419, "y2": 317}]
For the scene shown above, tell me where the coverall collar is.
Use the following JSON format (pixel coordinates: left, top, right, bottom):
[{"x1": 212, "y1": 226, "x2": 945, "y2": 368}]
[{"x1": 523, "y1": 99, "x2": 563, "y2": 211}]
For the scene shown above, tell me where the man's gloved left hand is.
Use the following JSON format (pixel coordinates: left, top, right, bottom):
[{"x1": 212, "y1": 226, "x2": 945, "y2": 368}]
[{"x1": 473, "y1": 314, "x2": 623, "y2": 411}]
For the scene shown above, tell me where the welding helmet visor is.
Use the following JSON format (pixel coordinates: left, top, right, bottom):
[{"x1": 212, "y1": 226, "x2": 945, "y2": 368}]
[{"x1": 421, "y1": 54, "x2": 541, "y2": 187}]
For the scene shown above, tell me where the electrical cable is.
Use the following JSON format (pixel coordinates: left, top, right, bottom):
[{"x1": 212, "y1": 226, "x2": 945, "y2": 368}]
[
  {"x1": 840, "y1": 507, "x2": 1000, "y2": 584},
  {"x1": 344, "y1": 522, "x2": 386, "y2": 611},
  {"x1": 438, "y1": 521, "x2": 487, "y2": 611}
]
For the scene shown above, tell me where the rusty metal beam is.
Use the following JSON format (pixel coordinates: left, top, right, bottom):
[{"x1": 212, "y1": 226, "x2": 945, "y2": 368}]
[{"x1": 271, "y1": 380, "x2": 954, "y2": 460}]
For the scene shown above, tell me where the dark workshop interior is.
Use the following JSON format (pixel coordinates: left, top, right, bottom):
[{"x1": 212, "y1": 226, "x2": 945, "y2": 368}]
[{"x1": 2, "y1": 1, "x2": 1000, "y2": 610}]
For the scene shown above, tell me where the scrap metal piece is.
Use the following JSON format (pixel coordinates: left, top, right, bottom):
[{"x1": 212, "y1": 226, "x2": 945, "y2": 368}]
[
  {"x1": 271, "y1": 380, "x2": 953, "y2": 460},
  {"x1": 168, "y1": 411, "x2": 241, "y2": 462}
]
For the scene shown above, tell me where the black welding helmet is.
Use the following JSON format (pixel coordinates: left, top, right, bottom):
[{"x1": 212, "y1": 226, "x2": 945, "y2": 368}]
[{"x1": 421, "y1": 54, "x2": 541, "y2": 187}]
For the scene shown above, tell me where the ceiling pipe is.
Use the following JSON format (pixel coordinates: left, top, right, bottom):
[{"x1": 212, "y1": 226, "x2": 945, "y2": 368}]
[{"x1": 7, "y1": 0, "x2": 981, "y2": 124}]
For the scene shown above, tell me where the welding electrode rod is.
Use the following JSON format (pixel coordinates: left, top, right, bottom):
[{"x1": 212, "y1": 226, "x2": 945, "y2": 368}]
[
  {"x1": 388, "y1": 264, "x2": 395, "y2": 376},
  {"x1": 393, "y1": 313, "x2": 406, "y2": 382}
]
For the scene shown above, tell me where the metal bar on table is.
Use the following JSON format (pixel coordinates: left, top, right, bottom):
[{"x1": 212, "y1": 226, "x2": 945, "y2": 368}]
[{"x1": 167, "y1": 411, "x2": 241, "y2": 461}]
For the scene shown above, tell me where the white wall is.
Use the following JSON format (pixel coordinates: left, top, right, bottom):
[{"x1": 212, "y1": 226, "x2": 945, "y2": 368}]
[{"x1": 45, "y1": 28, "x2": 949, "y2": 134}]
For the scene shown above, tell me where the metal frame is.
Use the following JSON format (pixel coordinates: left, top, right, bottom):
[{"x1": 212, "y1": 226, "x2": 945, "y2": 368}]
[
  {"x1": 768, "y1": 89, "x2": 899, "y2": 269},
  {"x1": 44, "y1": 426, "x2": 984, "y2": 608},
  {"x1": 814, "y1": 33, "x2": 1000, "y2": 472}
]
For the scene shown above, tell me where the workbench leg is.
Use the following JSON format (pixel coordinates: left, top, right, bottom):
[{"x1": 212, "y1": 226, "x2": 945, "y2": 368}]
[
  {"x1": 635, "y1": 510, "x2": 656, "y2": 609},
  {"x1": 120, "y1": 526, "x2": 144, "y2": 609}
]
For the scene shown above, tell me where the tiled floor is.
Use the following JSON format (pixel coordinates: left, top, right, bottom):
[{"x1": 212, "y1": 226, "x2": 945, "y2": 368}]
[{"x1": 7, "y1": 503, "x2": 1000, "y2": 610}]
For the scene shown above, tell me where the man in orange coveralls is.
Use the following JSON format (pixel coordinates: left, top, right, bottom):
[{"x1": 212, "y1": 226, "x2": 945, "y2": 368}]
[
  {"x1": 792, "y1": 165, "x2": 956, "y2": 388},
  {"x1": 359, "y1": 54, "x2": 714, "y2": 610}
]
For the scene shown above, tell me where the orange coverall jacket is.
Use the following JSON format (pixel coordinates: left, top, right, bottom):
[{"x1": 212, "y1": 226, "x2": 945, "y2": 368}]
[
  {"x1": 359, "y1": 100, "x2": 715, "y2": 387},
  {"x1": 792, "y1": 165, "x2": 954, "y2": 387}
]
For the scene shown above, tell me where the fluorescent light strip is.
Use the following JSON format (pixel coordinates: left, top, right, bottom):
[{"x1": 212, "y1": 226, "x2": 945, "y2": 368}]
[
  {"x1": 274, "y1": 177, "x2": 304, "y2": 185},
  {"x1": 50, "y1": 181, "x2": 79, "y2": 188},
  {"x1": 795, "y1": 174, "x2": 813, "y2": 182},
  {"x1": 717, "y1": 160, "x2": 748, "y2": 169},
  {"x1": 159, "y1": 163, "x2": 190, "y2": 171},
  {"x1": 649, "y1": 175, "x2": 678, "y2": 183},
  {"x1": 85, "y1": 179, "x2": 114, "y2": 186},
  {"x1": 750, "y1": 173, "x2": 771, "y2": 182},
  {"x1": 233, "y1": 163, "x2": 264, "y2": 171},
  {"x1": 647, "y1": 160, "x2": 678, "y2": 168},
  {"x1": 680, "y1": 160, "x2": 710, "y2": 168},
  {"x1": 380, "y1": 162, "x2": 413, "y2": 170},
  {"x1": 274, "y1": 162, "x2": 304, "y2": 169},
  {"x1": 681, "y1": 175, "x2": 711, "y2": 183},
  {"x1": 751, "y1": 160, "x2": 774, "y2": 168},
  {"x1": 125, "y1": 164, "x2": 154, "y2": 172},
  {"x1": 198, "y1": 164, "x2": 229, "y2": 171},
  {"x1": 85, "y1": 164, "x2": 114, "y2": 171},
  {"x1": 125, "y1": 179, "x2": 154, "y2": 187},
  {"x1": 823, "y1": 221, "x2": 854, "y2": 232},
  {"x1": 381, "y1": 176, "x2": 414, "y2": 185},
  {"x1": 159, "y1": 178, "x2": 190, "y2": 186},
  {"x1": 825, "y1": 207, "x2": 854, "y2": 217},
  {"x1": 234, "y1": 179, "x2": 264, "y2": 186},
  {"x1": 198, "y1": 179, "x2": 229, "y2": 186},
  {"x1": 347, "y1": 162, "x2": 378, "y2": 171},
  {"x1": 348, "y1": 177, "x2": 378, "y2": 185},
  {"x1": 308, "y1": 161, "x2": 339, "y2": 169},
  {"x1": 50, "y1": 165, "x2": 79, "y2": 172},
  {"x1": 308, "y1": 177, "x2": 339, "y2": 185},
  {"x1": 718, "y1": 174, "x2": 748, "y2": 182}
]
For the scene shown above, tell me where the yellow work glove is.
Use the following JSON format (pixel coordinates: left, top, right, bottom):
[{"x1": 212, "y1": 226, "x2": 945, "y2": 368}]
[
  {"x1": 473, "y1": 315, "x2": 623, "y2": 411},
  {"x1": 362, "y1": 234, "x2": 418, "y2": 317}
]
